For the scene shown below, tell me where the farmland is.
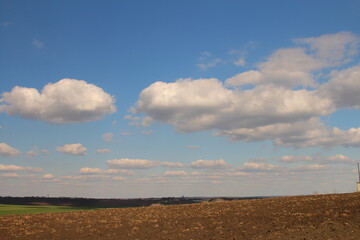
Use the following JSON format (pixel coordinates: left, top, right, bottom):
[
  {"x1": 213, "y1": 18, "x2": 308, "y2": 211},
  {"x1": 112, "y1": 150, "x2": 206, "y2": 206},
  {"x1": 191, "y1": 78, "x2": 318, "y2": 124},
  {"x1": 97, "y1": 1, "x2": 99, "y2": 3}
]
[
  {"x1": 0, "y1": 204, "x2": 101, "y2": 216},
  {"x1": 1, "y1": 193, "x2": 360, "y2": 239}
]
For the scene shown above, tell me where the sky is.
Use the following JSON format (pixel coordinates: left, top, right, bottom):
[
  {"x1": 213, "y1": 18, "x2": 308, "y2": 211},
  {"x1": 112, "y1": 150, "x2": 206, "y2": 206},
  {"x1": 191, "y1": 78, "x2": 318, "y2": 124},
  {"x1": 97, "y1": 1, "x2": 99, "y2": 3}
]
[{"x1": 1, "y1": 0, "x2": 360, "y2": 198}]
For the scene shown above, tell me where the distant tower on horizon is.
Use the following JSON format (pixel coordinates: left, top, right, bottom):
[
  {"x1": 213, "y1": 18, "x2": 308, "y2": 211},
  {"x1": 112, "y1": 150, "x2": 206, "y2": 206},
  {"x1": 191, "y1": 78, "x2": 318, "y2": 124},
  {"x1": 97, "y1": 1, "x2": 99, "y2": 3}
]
[{"x1": 357, "y1": 163, "x2": 360, "y2": 192}]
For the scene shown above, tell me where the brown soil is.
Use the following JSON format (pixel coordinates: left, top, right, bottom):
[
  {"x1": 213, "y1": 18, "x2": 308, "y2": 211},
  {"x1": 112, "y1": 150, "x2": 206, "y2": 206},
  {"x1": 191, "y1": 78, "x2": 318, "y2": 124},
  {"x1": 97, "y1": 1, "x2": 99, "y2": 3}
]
[{"x1": 1, "y1": 193, "x2": 360, "y2": 239}]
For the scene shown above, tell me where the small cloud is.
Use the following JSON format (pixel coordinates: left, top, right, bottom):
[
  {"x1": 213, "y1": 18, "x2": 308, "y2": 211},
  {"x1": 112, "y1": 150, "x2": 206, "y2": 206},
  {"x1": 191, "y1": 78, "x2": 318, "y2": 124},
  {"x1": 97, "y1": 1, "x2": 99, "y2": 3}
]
[
  {"x1": 79, "y1": 167, "x2": 133, "y2": 176},
  {"x1": 187, "y1": 145, "x2": 200, "y2": 149},
  {"x1": 291, "y1": 164, "x2": 328, "y2": 172},
  {"x1": 107, "y1": 159, "x2": 184, "y2": 169},
  {"x1": 102, "y1": 132, "x2": 113, "y2": 142},
  {"x1": 190, "y1": 159, "x2": 231, "y2": 169},
  {"x1": 1, "y1": 173, "x2": 35, "y2": 178},
  {"x1": 200, "y1": 51, "x2": 212, "y2": 58},
  {"x1": 56, "y1": 143, "x2": 87, "y2": 156},
  {"x1": 0, "y1": 163, "x2": 42, "y2": 172},
  {"x1": 240, "y1": 162, "x2": 280, "y2": 172},
  {"x1": 0, "y1": 143, "x2": 20, "y2": 157},
  {"x1": 2, "y1": 173, "x2": 21, "y2": 178},
  {"x1": 106, "y1": 169, "x2": 133, "y2": 175},
  {"x1": 278, "y1": 154, "x2": 356, "y2": 165},
  {"x1": 26, "y1": 149, "x2": 39, "y2": 157},
  {"x1": 79, "y1": 168, "x2": 102, "y2": 174},
  {"x1": 196, "y1": 51, "x2": 223, "y2": 71},
  {"x1": 142, "y1": 117, "x2": 153, "y2": 127},
  {"x1": 160, "y1": 162, "x2": 185, "y2": 168},
  {"x1": 141, "y1": 130, "x2": 153, "y2": 135},
  {"x1": 107, "y1": 158, "x2": 158, "y2": 169},
  {"x1": 196, "y1": 58, "x2": 222, "y2": 71},
  {"x1": 227, "y1": 171, "x2": 248, "y2": 176},
  {"x1": 234, "y1": 57, "x2": 246, "y2": 66},
  {"x1": 95, "y1": 148, "x2": 111, "y2": 154},
  {"x1": 41, "y1": 149, "x2": 49, "y2": 154},
  {"x1": 32, "y1": 38, "x2": 44, "y2": 49},
  {"x1": 113, "y1": 176, "x2": 126, "y2": 180},
  {"x1": 164, "y1": 171, "x2": 188, "y2": 176},
  {"x1": 42, "y1": 174, "x2": 54, "y2": 179}
]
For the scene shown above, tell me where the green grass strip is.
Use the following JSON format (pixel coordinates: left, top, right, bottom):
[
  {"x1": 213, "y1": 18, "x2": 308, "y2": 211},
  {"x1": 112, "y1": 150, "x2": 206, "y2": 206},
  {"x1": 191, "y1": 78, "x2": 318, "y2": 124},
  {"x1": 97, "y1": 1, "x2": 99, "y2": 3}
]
[{"x1": 0, "y1": 204, "x2": 101, "y2": 216}]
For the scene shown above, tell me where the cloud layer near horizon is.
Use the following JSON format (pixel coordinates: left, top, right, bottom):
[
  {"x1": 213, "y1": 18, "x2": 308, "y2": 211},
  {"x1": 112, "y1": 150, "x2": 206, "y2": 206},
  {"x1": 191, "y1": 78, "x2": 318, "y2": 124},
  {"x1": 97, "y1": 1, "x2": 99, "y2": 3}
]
[{"x1": 134, "y1": 32, "x2": 360, "y2": 148}]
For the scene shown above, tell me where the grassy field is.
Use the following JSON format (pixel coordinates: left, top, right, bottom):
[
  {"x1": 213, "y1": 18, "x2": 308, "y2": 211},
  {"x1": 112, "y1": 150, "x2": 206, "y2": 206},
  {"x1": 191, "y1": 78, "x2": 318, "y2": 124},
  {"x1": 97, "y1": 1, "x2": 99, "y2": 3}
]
[{"x1": 0, "y1": 204, "x2": 101, "y2": 216}]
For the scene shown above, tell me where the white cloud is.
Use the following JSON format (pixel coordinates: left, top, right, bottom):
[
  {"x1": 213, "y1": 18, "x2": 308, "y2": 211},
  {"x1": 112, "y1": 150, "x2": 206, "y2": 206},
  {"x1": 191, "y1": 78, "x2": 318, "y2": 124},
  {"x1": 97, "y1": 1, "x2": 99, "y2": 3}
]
[
  {"x1": 279, "y1": 155, "x2": 314, "y2": 163},
  {"x1": 0, "y1": 78, "x2": 116, "y2": 124},
  {"x1": 240, "y1": 162, "x2": 279, "y2": 172},
  {"x1": 164, "y1": 171, "x2": 188, "y2": 176},
  {"x1": 160, "y1": 162, "x2": 185, "y2": 168},
  {"x1": 227, "y1": 171, "x2": 249, "y2": 176},
  {"x1": 113, "y1": 176, "x2": 127, "y2": 180},
  {"x1": 294, "y1": 31, "x2": 359, "y2": 67},
  {"x1": 102, "y1": 132, "x2": 113, "y2": 142},
  {"x1": 320, "y1": 64, "x2": 360, "y2": 109},
  {"x1": 42, "y1": 174, "x2": 54, "y2": 179},
  {"x1": 291, "y1": 164, "x2": 328, "y2": 172},
  {"x1": 196, "y1": 59, "x2": 222, "y2": 71},
  {"x1": 0, "y1": 143, "x2": 20, "y2": 157},
  {"x1": 79, "y1": 167, "x2": 133, "y2": 175},
  {"x1": 107, "y1": 158, "x2": 184, "y2": 169},
  {"x1": 196, "y1": 52, "x2": 223, "y2": 70},
  {"x1": 134, "y1": 32, "x2": 360, "y2": 149},
  {"x1": 0, "y1": 163, "x2": 42, "y2": 172},
  {"x1": 32, "y1": 38, "x2": 44, "y2": 49},
  {"x1": 80, "y1": 167, "x2": 103, "y2": 174},
  {"x1": 61, "y1": 175, "x2": 111, "y2": 180},
  {"x1": 279, "y1": 154, "x2": 355, "y2": 165},
  {"x1": 41, "y1": 149, "x2": 49, "y2": 154},
  {"x1": 107, "y1": 159, "x2": 158, "y2": 169},
  {"x1": 56, "y1": 143, "x2": 87, "y2": 156},
  {"x1": 95, "y1": 148, "x2": 111, "y2": 154},
  {"x1": 1, "y1": 173, "x2": 35, "y2": 178},
  {"x1": 217, "y1": 118, "x2": 360, "y2": 148},
  {"x1": 190, "y1": 159, "x2": 231, "y2": 169},
  {"x1": 226, "y1": 48, "x2": 322, "y2": 88},
  {"x1": 2, "y1": 173, "x2": 21, "y2": 178},
  {"x1": 227, "y1": 32, "x2": 359, "y2": 88},
  {"x1": 234, "y1": 57, "x2": 246, "y2": 66},
  {"x1": 141, "y1": 130, "x2": 153, "y2": 135},
  {"x1": 106, "y1": 169, "x2": 133, "y2": 175},
  {"x1": 326, "y1": 154, "x2": 355, "y2": 164},
  {"x1": 136, "y1": 78, "x2": 333, "y2": 133},
  {"x1": 26, "y1": 149, "x2": 39, "y2": 157}
]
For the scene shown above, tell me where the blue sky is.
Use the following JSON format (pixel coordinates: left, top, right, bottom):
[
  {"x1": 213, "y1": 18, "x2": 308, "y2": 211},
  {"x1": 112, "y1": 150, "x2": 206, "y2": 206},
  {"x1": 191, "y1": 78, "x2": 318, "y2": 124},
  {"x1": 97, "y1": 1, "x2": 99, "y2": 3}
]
[{"x1": 1, "y1": 0, "x2": 360, "y2": 198}]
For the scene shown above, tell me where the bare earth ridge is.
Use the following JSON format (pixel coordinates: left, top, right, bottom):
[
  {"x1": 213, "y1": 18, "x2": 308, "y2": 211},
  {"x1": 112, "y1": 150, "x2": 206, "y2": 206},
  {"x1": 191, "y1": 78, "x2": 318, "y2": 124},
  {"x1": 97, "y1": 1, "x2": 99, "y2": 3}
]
[{"x1": 1, "y1": 193, "x2": 360, "y2": 239}]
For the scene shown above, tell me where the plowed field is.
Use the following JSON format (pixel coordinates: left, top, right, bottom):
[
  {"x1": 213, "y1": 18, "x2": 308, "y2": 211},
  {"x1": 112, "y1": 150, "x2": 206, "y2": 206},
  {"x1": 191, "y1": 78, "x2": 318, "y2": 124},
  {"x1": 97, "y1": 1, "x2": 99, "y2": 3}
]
[{"x1": 1, "y1": 193, "x2": 360, "y2": 239}]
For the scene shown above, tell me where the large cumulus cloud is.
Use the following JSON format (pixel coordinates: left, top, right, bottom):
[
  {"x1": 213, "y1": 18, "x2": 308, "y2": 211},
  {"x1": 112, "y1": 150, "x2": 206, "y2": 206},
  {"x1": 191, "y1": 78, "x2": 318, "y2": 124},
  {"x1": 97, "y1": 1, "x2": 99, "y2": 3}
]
[
  {"x1": 134, "y1": 32, "x2": 360, "y2": 148},
  {"x1": 0, "y1": 78, "x2": 116, "y2": 124},
  {"x1": 136, "y1": 78, "x2": 333, "y2": 133}
]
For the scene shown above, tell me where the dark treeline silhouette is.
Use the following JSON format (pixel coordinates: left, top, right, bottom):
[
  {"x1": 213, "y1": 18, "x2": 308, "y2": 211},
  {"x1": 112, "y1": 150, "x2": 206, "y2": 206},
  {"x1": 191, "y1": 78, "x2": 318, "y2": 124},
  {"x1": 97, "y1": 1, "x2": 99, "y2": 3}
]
[{"x1": 0, "y1": 196, "x2": 266, "y2": 208}]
